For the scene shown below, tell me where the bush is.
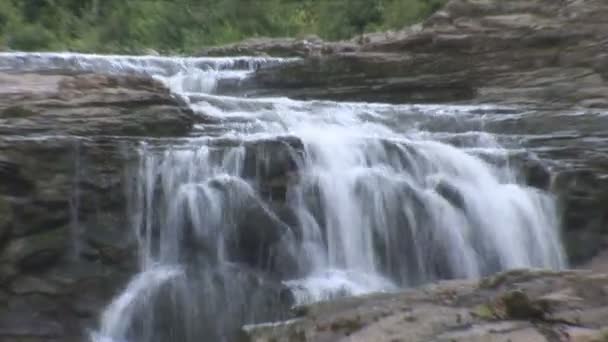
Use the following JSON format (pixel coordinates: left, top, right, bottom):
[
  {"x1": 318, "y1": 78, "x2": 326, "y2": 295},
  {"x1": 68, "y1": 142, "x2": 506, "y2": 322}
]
[
  {"x1": 8, "y1": 24, "x2": 57, "y2": 51},
  {"x1": 0, "y1": 0, "x2": 448, "y2": 53}
]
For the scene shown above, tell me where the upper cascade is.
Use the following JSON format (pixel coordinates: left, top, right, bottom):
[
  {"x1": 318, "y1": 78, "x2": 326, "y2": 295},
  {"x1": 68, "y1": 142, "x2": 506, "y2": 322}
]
[{"x1": 0, "y1": 52, "x2": 294, "y2": 95}]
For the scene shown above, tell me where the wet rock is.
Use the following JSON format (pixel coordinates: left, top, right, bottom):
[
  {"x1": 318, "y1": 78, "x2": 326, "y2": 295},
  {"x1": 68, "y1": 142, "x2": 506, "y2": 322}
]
[
  {"x1": 435, "y1": 179, "x2": 465, "y2": 210},
  {"x1": 553, "y1": 169, "x2": 608, "y2": 265},
  {"x1": 242, "y1": 137, "x2": 304, "y2": 201},
  {"x1": 0, "y1": 196, "x2": 12, "y2": 241},
  {"x1": 521, "y1": 158, "x2": 552, "y2": 190},
  {"x1": 0, "y1": 312, "x2": 64, "y2": 338},
  {"x1": 233, "y1": 203, "x2": 292, "y2": 264},
  {"x1": 500, "y1": 289, "x2": 547, "y2": 320},
  {"x1": 2, "y1": 226, "x2": 68, "y2": 271},
  {"x1": 0, "y1": 158, "x2": 34, "y2": 197},
  {"x1": 9, "y1": 275, "x2": 61, "y2": 295},
  {"x1": 11, "y1": 200, "x2": 71, "y2": 237}
]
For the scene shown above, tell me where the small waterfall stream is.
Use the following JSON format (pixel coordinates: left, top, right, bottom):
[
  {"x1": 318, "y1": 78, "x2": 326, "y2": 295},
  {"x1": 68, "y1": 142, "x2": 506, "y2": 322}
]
[{"x1": 1, "y1": 53, "x2": 566, "y2": 341}]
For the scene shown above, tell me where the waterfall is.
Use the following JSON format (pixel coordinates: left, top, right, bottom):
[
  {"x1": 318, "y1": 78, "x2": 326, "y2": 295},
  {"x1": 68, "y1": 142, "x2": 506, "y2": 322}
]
[{"x1": 0, "y1": 53, "x2": 565, "y2": 341}]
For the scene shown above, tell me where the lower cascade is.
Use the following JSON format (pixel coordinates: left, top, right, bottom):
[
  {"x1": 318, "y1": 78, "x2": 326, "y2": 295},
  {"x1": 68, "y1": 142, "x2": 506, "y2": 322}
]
[{"x1": 1, "y1": 53, "x2": 565, "y2": 342}]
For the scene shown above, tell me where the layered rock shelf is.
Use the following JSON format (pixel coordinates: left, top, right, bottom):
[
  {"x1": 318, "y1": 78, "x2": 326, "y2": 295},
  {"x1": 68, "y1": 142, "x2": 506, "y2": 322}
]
[
  {"x1": 202, "y1": 0, "x2": 608, "y2": 109},
  {"x1": 0, "y1": 72, "x2": 195, "y2": 341},
  {"x1": 243, "y1": 269, "x2": 608, "y2": 342}
]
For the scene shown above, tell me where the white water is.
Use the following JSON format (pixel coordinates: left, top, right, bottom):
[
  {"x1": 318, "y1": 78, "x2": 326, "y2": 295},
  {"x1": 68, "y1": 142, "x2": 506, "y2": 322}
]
[{"x1": 0, "y1": 53, "x2": 566, "y2": 341}]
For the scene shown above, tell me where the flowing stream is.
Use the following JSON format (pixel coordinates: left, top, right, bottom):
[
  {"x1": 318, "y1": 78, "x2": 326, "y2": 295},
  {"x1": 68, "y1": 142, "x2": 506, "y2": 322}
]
[{"x1": 1, "y1": 53, "x2": 565, "y2": 341}]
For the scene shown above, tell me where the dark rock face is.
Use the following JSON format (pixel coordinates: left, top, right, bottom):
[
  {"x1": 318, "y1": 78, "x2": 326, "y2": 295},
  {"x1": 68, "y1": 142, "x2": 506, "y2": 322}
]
[
  {"x1": 0, "y1": 138, "x2": 136, "y2": 342},
  {"x1": 223, "y1": 0, "x2": 608, "y2": 108},
  {"x1": 0, "y1": 72, "x2": 195, "y2": 341},
  {"x1": 243, "y1": 269, "x2": 608, "y2": 342}
]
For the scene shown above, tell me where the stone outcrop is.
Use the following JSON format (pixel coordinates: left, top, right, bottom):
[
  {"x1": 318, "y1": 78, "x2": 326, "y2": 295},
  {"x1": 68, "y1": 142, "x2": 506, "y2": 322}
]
[
  {"x1": 203, "y1": 0, "x2": 608, "y2": 109},
  {"x1": 0, "y1": 72, "x2": 195, "y2": 341},
  {"x1": 242, "y1": 269, "x2": 608, "y2": 342},
  {"x1": 0, "y1": 72, "x2": 194, "y2": 136},
  {"x1": 199, "y1": 36, "x2": 359, "y2": 58}
]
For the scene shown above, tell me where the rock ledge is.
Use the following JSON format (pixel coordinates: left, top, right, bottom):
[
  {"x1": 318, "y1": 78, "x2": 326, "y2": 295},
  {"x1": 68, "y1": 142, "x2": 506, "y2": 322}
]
[{"x1": 243, "y1": 269, "x2": 608, "y2": 342}]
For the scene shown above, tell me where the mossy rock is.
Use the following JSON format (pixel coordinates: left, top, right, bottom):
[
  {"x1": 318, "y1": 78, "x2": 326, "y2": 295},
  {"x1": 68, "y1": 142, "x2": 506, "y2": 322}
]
[
  {"x1": 502, "y1": 290, "x2": 546, "y2": 319},
  {"x1": 472, "y1": 303, "x2": 497, "y2": 320},
  {"x1": 1, "y1": 226, "x2": 69, "y2": 271},
  {"x1": 473, "y1": 289, "x2": 550, "y2": 321}
]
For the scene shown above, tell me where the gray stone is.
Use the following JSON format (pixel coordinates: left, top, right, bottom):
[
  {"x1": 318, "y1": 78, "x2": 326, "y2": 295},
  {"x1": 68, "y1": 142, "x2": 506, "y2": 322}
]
[
  {"x1": 10, "y1": 276, "x2": 62, "y2": 295},
  {"x1": 1, "y1": 226, "x2": 68, "y2": 270},
  {"x1": 0, "y1": 195, "x2": 12, "y2": 240},
  {"x1": 218, "y1": 0, "x2": 608, "y2": 109},
  {"x1": 242, "y1": 269, "x2": 608, "y2": 342},
  {"x1": 0, "y1": 72, "x2": 195, "y2": 137}
]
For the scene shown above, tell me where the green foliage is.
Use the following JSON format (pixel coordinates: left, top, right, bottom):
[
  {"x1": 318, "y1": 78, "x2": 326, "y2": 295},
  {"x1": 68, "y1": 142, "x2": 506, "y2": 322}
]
[
  {"x1": 0, "y1": 0, "x2": 448, "y2": 53},
  {"x1": 9, "y1": 24, "x2": 58, "y2": 51},
  {"x1": 316, "y1": 0, "x2": 384, "y2": 40},
  {"x1": 384, "y1": 0, "x2": 447, "y2": 28}
]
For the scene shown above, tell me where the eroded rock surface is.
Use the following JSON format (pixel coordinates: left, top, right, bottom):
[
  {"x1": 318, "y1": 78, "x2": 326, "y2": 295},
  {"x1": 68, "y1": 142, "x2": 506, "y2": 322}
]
[
  {"x1": 0, "y1": 72, "x2": 194, "y2": 136},
  {"x1": 0, "y1": 71, "x2": 195, "y2": 341},
  {"x1": 208, "y1": 0, "x2": 608, "y2": 108},
  {"x1": 243, "y1": 269, "x2": 608, "y2": 342}
]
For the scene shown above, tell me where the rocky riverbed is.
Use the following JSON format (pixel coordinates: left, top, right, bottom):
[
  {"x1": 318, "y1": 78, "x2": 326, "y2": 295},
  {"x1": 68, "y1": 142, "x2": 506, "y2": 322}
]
[{"x1": 0, "y1": 0, "x2": 607, "y2": 341}]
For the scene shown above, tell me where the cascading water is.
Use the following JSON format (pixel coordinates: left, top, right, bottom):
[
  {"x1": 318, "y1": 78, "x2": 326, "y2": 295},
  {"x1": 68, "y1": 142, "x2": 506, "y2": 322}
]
[{"x1": 1, "y1": 53, "x2": 566, "y2": 341}]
